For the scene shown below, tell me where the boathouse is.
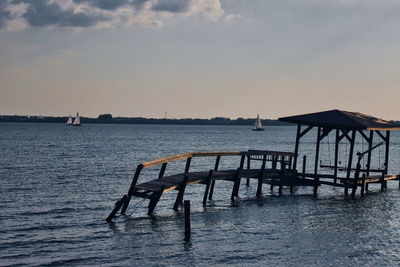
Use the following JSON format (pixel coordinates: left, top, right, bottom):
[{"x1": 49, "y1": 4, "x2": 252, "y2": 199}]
[{"x1": 107, "y1": 110, "x2": 400, "y2": 222}]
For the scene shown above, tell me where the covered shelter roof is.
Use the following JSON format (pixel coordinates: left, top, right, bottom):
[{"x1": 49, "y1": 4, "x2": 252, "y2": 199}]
[{"x1": 278, "y1": 109, "x2": 400, "y2": 130}]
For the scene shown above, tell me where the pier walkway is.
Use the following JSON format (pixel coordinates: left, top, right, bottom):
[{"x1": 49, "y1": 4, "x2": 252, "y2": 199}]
[{"x1": 106, "y1": 149, "x2": 399, "y2": 222}]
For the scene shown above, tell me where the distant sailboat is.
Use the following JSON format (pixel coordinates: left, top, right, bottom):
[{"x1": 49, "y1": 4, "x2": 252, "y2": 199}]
[
  {"x1": 252, "y1": 114, "x2": 264, "y2": 131},
  {"x1": 72, "y1": 112, "x2": 81, "y2": 126},
  {"x1": 66, "y1": 114, "x2": 73, "y2": 125}
]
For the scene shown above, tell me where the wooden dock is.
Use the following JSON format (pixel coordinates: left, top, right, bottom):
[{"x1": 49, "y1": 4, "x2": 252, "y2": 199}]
[
  {"x1": 106, "y1": 149, "x2": 399, "y2": 222},
  {"x1": 106, "y1": 110, "x2": 400, "y2": 222}
]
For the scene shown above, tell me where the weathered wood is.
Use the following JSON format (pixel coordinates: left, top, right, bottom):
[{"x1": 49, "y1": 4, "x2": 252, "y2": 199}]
[
  {"x1": 334, "y1": 129, "x2": 339, "y2": 183},
  {"x1": 351, "y1": 164, "x2": 360, "y2": 199},
  {"x1": 344, "y1": 130, "x2": 356, "y2": 196},
  {"x1": 361, "y1": 174, "x2": 366, "y2": 197},
  {"x1": 256, "y1": 155, "x2": 267, "y2": 197},
  {"x1": 171, "y1": 158, "x2": 192, "y2": 210},
  {"x1": 202, "y1": 170, "x2": 213, "y2": 205},
  {"x1": 366, "y1": 130, "x2": 374, "y2": 178},
  {"x1": 231, "y1": 155, "x2": 246, "y2": 201},
  {"x1": 142, "y1": 153, "x2": 192, "y2": 168},
  {"x1": 184, "y1": 200, "x2": 191, "y2": 242},
  {"x1": 384, "y1": 131, "x2": 390, "y2": 175},
  {"x1": 302, "y1": 155, "x2": 306, "y2": 179},
  {"x1": 173, "y1": 158, "x2": 192, "y2": 210},
  {"x1": 300, "y1": 125, "x2": 313, "y2": 138},
  {"x1": 158, "y1": 163, "x2": 167, "y2": 179},
  {"x1": 246, "y1": 155, "x2": 251, "y2": 187},
  {"x1": 148, "y1": 186, "x2": 165, "y2": 215},
  {"x1": 208, "y1": 156, "x2": 220, "y2": 201},
  {"x1": 121, "y1": 164, "x2": 143, "y2": 214},
  {"x1": 314, "y1": 127, "x2": 321, "y2": 197},
  {"x1": 293, "y1": 124, "x2": 301, "y2": 169},
  {"x1": 106, "y1": 194, "x2": 128, "y2": 222}
]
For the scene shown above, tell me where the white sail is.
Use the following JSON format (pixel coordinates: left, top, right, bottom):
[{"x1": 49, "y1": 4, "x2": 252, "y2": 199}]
[
  {"x1": 252, "y1": 114, "x2": 264, "y2": 131},
  {"x1": 255, "y1": 114, "x2": 262, "y2": 128},
  {"x1": 72, "y1": 112, "x2": 81, "y2": 126},
  {"x1": 66, "y1": 115, "x2": 73, "y2": 125}
]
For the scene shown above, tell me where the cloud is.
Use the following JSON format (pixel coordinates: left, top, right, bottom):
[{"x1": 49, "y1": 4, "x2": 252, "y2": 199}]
[
  {"x1": 0, "y1": 1, "x2": 11, "y2": 27},
  {"x1": 152, "y1": 0, "x2": 190, "y2": 13},
  {"x1": 0, "y1": 0, "x2": 228, "y2": 30}
]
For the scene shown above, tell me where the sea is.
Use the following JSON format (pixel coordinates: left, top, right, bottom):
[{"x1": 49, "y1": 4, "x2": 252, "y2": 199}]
[{"x1": 1, "y1": 123, "x2": 400, "y2": 266}]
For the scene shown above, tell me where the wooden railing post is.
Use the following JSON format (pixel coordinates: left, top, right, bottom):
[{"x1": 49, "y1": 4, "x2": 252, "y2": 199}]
[
  {"x1": 173, "y1": 157, "x2": 192, "y2": 210},
  {"x1": 121, "y1": 164, "x2": 143, "y2": 214},
  {"x1": 208, "y1": 156, "x2": 220, "y2": 200}
]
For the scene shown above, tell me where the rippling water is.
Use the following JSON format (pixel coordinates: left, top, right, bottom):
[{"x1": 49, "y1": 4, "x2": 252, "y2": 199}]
[{"x1": 1, "y1": 123, "x2": 400, "y2": 266}]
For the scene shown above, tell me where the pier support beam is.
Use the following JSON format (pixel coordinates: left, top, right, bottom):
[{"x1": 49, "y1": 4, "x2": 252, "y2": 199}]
[
  {"x1": 202, "y1": 170, "x2": 214, "y2": 205},
  {"x1": 148, "y1": 186, "x2": 165, "y2": 215},
  {"x1": 208, "y1": 156, "x2": 220, "y2": 201},
  {"x1": 344, "y1": 130, "x2": 356, "y2": 197},
  {"x1": 256, "y1": 155, "x2": 267, "y2": 197}
]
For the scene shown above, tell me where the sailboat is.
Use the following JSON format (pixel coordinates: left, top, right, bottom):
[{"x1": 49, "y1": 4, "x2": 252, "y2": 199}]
[
  {"x1": 72, "y1": 112, "x2": 81, "y2": 126},
  {"x1": 66, "y1": 114, "x2": 73, "y2": 125},
  {"x1": 252, "y1": 114, "x2": 264, "y2": 131}
]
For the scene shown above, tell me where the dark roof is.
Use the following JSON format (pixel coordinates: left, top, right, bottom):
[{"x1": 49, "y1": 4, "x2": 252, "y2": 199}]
[{"x1": 278, "y1": 109, "x2": 400, "y2": 130}]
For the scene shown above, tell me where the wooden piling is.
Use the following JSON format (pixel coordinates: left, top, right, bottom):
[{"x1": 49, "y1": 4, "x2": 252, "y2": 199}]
[
  {"x1": 361, "y1": 174, "x2": 366, "y2": 197},
  {"x1": 106, "y1": 194, "x2": 128, "y2": 222},
  {"x1": 208, "y1": 156, "x2": 220, "y2": 201},
  {"x1": 256, "y1": 155, "x2": 267, "y2": 197},
  {"x1": 184, "y1": 200, "x2": 191, "y2": 242},
  {"x1": 202, "y1": 170, "x2": 213, "y2": 206}
]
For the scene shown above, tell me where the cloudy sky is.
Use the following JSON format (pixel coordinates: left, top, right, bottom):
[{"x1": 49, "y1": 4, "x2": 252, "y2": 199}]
[{"x1": 0, "y1": 0, "x2": 399, "y2": 119}]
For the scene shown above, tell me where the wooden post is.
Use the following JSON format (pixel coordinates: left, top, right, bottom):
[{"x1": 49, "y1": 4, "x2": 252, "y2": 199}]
[
  {"x1": 270, "y1": 155, "x2": 277, "y2": 191},
  {"x1": 106, "y1": 194, "x2": 128, "y2": 222},
  {"x1": 202, "y1": 170, "x2": 213, "y2": 205},
  {"x1": 366, "y1": 130, "x2": 374, "y2": 177},
  {"x1": 231, "y1": 155, "x2": 245, "y2": 201},
  {"x1": 380, "y1": 172, "x2": 385, "y2": 192},
  {"x1": 246, "y1": 155, "x2": 251, "y2": 187},
  {"x1": 302, "y1": 155, "x2": 306, "y2": 179},
  {"x1": 384, "y1": 131, "x2": 390, "y2": 175},
  {"x1": 293, "y1": 124, "x2": 301, "y2": 170},
  {"x1": 334, "y1": 129, "x2": 339, "y2": 184},
  {"x1": 121, "y1": 164, "x2": 143, "y2": 214},
  {"x1": 148, "y1": 186, "x2": 165, "y2": 215},
  {"x1": 313, "y1": 127, "x2": 321, "y2": 197},
  {"x1": 256, "y1": 154, "x2": 267, "y2": 197},
  {"x1": 158, "y1": 163, "x2": 167, "y2": 179},
  {"x1": 344, "y1": 130, "x2": 356, "y2": 196},
  {"x1": 208, "y1": 156, "x2": 220, "y2": 201},
  {"x1": 351, "y1": 163, "x2": 360, "y2": 199},
  {"x1": 173, "y1": 157, "x2": 192, "y2": 210},
  {"x1": 184, "y1": 200, "x2": 191, "y2": 242},
  {"x1": 361, "y1": 174, "x2": 366, "y2": 197}
]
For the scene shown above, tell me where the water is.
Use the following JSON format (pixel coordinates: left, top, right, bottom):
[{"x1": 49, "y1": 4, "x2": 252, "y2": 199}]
[{"x1": 1, "y1": 123, "x2": 400, "y2": 266}]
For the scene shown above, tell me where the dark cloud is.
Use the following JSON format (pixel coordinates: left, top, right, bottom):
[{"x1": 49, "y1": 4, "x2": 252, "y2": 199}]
[
  {"x1": 13, "y1": 0, "x2": 108, "y2": 27},
  {"x1": 0, "y1": 1, "x2": 11, "y2": 28},
  {"x1": 73, "y1": 0, "x2": 129, "y2": 11},
  {"x1": 152, "y1": 0, "x2": 190, "y2": 13}
]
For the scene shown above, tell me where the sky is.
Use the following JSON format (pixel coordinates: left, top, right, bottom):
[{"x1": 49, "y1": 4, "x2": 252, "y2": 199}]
[{"x1": 0, "y1": 0, "x2": 399, "y2": 120}]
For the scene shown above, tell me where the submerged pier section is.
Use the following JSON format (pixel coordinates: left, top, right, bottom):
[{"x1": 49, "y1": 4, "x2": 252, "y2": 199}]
[{"x1": 107, "y1": 110, "x2": 400, "y2": 222}]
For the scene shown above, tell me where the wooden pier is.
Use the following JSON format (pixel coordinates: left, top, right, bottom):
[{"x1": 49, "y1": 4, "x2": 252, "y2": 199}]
[{"x1": 106, "y1": 110, "x2": 400, "y2": 222}]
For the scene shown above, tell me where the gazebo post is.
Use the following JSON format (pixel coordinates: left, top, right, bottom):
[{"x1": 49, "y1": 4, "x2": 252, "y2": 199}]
[
  {"x1": 313, "y1": 127, "x2": 321, "y2": 197},
  {"x1": 334, "y1": 129, "x2": 339, "y2": 184},
  {"x1": 344, "y1": 130, "x2": 356, "y2": 196},
  {"x1": 293, "y1": 124, "x2": 301, "y2": 170}
]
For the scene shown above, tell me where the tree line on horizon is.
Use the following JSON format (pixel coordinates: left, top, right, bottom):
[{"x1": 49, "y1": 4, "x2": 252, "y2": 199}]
[{"x1": 0, "y1": 114, "x2": 292, "y2": 126}]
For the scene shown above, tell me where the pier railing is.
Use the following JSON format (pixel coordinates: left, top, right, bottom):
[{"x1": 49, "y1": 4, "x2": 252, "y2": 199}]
[{"x1": 107, "y1": 150, "x2": 295, "y2": 221}]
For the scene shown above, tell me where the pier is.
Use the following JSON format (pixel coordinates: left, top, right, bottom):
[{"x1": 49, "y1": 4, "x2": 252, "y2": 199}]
[{"x1": 107, "y1": 110, "x2": 400, "y2": 222}]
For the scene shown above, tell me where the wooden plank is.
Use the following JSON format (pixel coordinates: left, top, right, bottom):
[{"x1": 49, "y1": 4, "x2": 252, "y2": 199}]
[
  {"x1": 142, "y1": 153, "x2": 192, "y2": 168},
  {"x1": 192, "y1": 151, "x2": 241, "y2": 157}
]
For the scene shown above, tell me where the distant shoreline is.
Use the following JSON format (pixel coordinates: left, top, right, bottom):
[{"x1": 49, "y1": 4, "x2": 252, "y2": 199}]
[{"x1": 0, "y1": 115, "x2": 290, "y2": 126}]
